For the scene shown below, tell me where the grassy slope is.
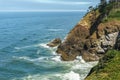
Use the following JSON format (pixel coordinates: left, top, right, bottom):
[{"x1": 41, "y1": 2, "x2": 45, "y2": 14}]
[
  {"x1": 108, "y1": 10, "x2": 120, "y2": 20},
  {"x1": 102, "y1": 10, "x2": 120, "y2": 23},
  {"x1": 85, "y1": 50, "x2": 120, "y2": 80},
  {"x1": 102, "y1": 2, "x2": 120, "y2": 23}
]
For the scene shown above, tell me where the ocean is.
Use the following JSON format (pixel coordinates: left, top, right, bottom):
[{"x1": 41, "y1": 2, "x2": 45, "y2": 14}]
[{"x1": 0, "y1": 12, "x2": 97, "y2": 80}]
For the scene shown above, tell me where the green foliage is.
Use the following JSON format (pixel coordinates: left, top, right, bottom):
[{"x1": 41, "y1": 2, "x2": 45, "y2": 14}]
[
  {"x1": 102, "y1": 9, "x2": 120, "y2": 23},
  {"x1": 102, "y1": 18, "x2": 108, "y2": 23},
  {"x1": 101, "y1": 2, "x2": 120, "y2": 23},
  {"x1": 86, "y1": 50, "x2": 120, "y2": 80},
  {"x1": 108, "y1": 10, "x2": 120, "y2": 19}
]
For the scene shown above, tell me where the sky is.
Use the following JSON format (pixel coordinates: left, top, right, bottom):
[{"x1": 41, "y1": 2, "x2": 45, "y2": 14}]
[{"x1": 0, "y1": 0, "x2": 100, "y2": 12}]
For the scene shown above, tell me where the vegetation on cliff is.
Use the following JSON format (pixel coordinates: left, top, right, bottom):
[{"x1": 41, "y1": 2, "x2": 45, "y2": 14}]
[
  {"x1": 85, "y1": 50, "x2": 120, "y2": 80},
  {"x1": 102, "y1": 10, "x2": 120, "y2": 22}
]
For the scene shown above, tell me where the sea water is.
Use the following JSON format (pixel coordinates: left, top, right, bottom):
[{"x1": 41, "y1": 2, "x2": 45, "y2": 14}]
[{"x1": 0, "y1": 12, "x2": 97, "y2": 80}]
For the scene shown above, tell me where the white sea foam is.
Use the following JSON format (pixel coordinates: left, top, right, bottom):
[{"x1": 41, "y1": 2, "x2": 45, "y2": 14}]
[
  {"x1": 40, "y1": 43, "x2": 59, "y2": 55},
  {"x1": 14, "y1": 45, "x2": 36, "y2": 50},
  {"x1": 13, "y1": 42, "x2": 97, "y2": 80},
  {"x1": 39, "y1": 43, "x2": 50, "y2": 49},
  {"x1": 12, "y1": 60, "x2": 97, "y2": 80},
  {"x1": 15, "y1": 74, "x2": 50, "y2": 80},
  {"x1": 62, "y1": 71, "x2": 80, "y2": 80},
  {"x1": 14, "y1": 71, "x2": 80, "y2": 80},
  {"x1": 51, "y1": 56, "x2": 61, "y2": 62},
  {"x1": 72, "y1": 61, "x2": 98, "y2": 70},
  {"x1": 14, "y1": 42, "x2": 58, "y2": 55},
  {"x1": 72, "y1": 63, "x2": 90, "y2": 70},
  {"x1": 76, "y1": 56, "x2": 85, "y2": 63}
]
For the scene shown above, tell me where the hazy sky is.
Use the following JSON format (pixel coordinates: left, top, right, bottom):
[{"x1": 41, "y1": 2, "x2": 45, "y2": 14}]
[{"x1": 0, "y1": 0, "x2": 100, "y2": 11}]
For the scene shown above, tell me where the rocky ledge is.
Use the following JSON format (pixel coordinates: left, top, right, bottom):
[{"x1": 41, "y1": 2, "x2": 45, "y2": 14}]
[{"x1": 47, "y1": 38, "x2": 61, "y2": 47}]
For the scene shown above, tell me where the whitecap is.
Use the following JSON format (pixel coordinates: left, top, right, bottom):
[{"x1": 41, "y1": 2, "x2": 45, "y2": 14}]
[
  {"x1": 62, "y1": 71, "x2": 80, "y2": 80},
  {"x1": 14, "y1": 47, "x2": 21, "y2": 50},
  {"x1": 14, "y1": 45, "x2": 36, "y2": 50},
  {"x1": 48, "y1": 29, "x2": 63, "y2": 32},
  {"x1": 39, "y1": 43, "x2": 50, "y2": 49},
  {"x1": 14, "y1": 43, "x2": 49, "y2": 51},
  {"x1": 13, "y1": 56, "x2": 49, "y2": 62},
  {"x1": 14, "y1": 42, "x2": 57, "y2": 55}
]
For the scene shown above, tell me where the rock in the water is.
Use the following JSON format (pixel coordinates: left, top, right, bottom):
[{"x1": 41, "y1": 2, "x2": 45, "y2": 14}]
[{"x1": 47, "y1": 38, "x2": 61, "y2": 47}]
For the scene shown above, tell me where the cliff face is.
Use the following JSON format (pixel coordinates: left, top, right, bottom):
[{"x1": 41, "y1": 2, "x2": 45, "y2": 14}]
[{"x1": 56, "y1": 6, "x2": 120, "y2": 61}]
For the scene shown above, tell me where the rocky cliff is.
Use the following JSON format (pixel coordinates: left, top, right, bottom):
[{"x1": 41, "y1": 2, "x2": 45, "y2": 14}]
[
  {"x1": 56, "y1": 2, "x2": 120, "y2": 61},
  {"x1": 55, "y1": 1, "x2": 120, "y2": 80}
]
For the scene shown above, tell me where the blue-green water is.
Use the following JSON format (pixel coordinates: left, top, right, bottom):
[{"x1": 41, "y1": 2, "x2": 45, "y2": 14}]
[{"x1": 0, "y1": 12, "x2": 97, "y2": 80}]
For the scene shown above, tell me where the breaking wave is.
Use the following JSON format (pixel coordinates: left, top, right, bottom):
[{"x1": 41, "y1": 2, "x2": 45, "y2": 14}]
[{"x1": 13, "y1": 42, "x2": 97, "y2": 80}]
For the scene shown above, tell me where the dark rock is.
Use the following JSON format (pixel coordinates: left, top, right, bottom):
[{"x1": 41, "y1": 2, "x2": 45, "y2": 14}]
[{"x1": 47, "y1": 38, "x2": 61, "y2": 47}]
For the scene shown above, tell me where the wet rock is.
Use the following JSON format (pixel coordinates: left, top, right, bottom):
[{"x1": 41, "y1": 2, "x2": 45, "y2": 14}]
[{"x1": 47, "y1": 38, "x2": 61, "y2": 47}]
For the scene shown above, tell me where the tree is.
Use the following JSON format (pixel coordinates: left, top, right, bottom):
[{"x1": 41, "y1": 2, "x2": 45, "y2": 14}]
[
  {"x1": 100, "y1": 0, "x2": 107, "y2": 5},
  {"x1": 88, "y1": 6, "x2": 94, "y2": 11}
]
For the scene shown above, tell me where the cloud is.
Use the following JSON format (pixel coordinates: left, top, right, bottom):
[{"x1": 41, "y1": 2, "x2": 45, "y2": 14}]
[
  {"x1": 0, "y1": 0, "x2": 99, "y2": 11},
  {"x1": 33, "y1": 0, "x2": 91, "y2": 5}
]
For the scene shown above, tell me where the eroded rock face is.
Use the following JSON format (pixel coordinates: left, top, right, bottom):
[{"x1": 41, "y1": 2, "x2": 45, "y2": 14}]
[
  {"x1": 47, "y1": 38, "x2": 61, "y2": 47},
  {"x1": 56, "y1": 20, "x2": 120, "y2": 61}
]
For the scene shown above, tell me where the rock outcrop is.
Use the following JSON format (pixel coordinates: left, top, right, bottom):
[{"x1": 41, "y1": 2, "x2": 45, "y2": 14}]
[
  {"x1": 47, "y1": 38, "x2": 61, "y2": 47},
  {"x1": 56, "y1": 9, "x2": 120, "y2": 61}
]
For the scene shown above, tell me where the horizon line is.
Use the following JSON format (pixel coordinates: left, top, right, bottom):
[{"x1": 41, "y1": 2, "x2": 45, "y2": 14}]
[{"x1": 0, "y1": 10, "x2": 87, "y2": 12}]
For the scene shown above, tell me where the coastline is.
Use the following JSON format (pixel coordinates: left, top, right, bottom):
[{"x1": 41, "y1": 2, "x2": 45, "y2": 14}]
[{"x1": 54, "y1": 1, "x2": 120, "y2": 79}]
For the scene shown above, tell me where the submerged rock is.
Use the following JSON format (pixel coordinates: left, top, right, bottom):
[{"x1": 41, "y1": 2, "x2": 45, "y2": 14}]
[{"x1": 47, "y1": 38, "x2": 61, "y2": 47}]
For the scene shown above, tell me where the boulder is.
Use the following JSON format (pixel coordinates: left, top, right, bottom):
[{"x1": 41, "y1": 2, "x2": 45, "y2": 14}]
[{"x1": 47, "y1": 38, "x2": 61, "y2": 47}]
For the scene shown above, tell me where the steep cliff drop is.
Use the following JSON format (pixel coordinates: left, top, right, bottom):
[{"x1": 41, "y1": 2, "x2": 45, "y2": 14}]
[{"x1": 56, "y1": 2, "x2": 120, "y2": 62}]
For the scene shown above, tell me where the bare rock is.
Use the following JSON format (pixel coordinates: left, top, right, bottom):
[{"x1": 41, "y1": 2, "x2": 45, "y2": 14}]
[{"x1": 47, "y1": 38, "x2": 61, "y2": 47}]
